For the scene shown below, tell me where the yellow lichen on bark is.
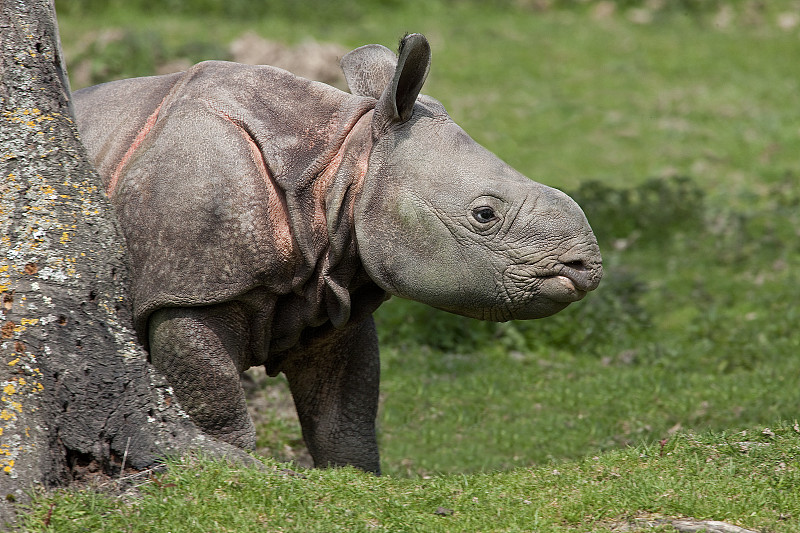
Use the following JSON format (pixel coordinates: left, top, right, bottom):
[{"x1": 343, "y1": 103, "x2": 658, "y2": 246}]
[{"x1": 1, "y1": 346, "x2": 44, "y2": 477}]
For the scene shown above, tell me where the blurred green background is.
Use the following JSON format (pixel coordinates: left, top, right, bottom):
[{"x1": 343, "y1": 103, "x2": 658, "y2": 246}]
[{"x1": 57, "y1": 0, "x2": 800, "y2": 476}]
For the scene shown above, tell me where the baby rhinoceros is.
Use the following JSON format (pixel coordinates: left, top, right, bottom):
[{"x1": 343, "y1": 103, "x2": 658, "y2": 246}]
[{"x1": 74, "y1": 33, "x2": 602, "y2": 474}]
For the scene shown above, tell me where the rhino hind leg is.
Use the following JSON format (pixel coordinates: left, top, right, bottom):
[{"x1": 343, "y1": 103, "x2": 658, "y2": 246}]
[
  {"x1": 148, "y1": 303, "x2": 257, "y2": 449},
  {"x1": 282, "y1": 316, "x2": 381, "y2": 474}
]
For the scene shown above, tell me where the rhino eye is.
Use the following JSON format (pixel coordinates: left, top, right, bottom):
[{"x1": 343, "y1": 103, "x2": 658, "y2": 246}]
[{"x1": 472, "y1": 207, "x2": 497, "y2": 224}]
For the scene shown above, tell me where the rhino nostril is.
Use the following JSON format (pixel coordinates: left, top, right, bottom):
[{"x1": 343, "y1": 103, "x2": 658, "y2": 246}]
[{"x1": 563, "y1": 260, "x2": 587, "y2": 271}]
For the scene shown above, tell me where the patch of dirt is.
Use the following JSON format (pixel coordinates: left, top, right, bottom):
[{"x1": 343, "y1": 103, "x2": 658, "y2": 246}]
[
  {"x1": 66, "y1": 30, "x2": 349, "y2": 90},
  {"x1": 229, "y1": 32, "x2": 349, "y2": 89},
  {"x1": 596, "y1": 513, "x2": 758, "y2": 533},
  {"x1": 242, "y1": 366, "x2": 313, "y2": 469}
]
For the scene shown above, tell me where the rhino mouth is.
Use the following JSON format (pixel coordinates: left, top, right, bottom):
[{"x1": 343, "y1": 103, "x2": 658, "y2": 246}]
[
  {"x1": 538, "y1": 274, "x2": 588, "y2": 303},
  {"x1": 538, "y1": 261, "x2": 602, "y2": 302},
  {"x1": 502, "y1": 260, "x2": 602, "y2": 315},
  {"x1": 539, "y1": 262, "x2": 600, "y2": 300}
]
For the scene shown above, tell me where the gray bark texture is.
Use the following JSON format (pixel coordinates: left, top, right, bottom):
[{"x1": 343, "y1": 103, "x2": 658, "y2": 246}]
[{"x1": 0, "y1": 1, "x2": 255, "y2": 527}]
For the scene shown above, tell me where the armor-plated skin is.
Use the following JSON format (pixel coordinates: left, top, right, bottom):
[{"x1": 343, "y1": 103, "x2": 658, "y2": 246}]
[{"x1": 74, "y1": 34, "x2": 602, "y2": 474}]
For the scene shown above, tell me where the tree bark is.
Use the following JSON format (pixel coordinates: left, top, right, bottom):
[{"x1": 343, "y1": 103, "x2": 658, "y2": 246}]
[{"x1": 0, "y1": 1, "x2": 254, "y2": 527}]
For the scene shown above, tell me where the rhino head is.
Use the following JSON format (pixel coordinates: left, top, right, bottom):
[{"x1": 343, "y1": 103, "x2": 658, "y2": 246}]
[{"x1": 345, "y1": 34, "x2": 602, "y2": 321}]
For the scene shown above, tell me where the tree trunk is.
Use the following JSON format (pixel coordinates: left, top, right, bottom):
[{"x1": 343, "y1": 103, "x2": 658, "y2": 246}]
[{"x1": 0, "y1": 1, "x2": 254, "y2": 526}]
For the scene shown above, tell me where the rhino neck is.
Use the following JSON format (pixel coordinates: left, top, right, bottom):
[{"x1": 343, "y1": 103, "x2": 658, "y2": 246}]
[
  {"x1": 315, "y1": 108, "x2": 385, "y2": 329},
  {"x1": 266, "y1": 106, "x2": 386, "y2": 356},
  {"x1": 321, "y1": 109, "x2": 374, "y2": 277}
]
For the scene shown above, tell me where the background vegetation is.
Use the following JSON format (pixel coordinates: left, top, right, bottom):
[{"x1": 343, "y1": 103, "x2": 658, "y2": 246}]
[{"x1": 23, "y1": 0, "x2": 800, "y2": 529}]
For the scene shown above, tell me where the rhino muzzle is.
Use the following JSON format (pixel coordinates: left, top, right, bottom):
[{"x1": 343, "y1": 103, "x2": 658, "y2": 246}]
[{"x1": 497, "y1": 241, "x2": 602, "y2": 321}]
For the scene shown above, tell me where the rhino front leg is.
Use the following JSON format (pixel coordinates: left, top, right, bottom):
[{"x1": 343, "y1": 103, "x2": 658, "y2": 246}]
[
  {"x1": 148, "y1": 303, "x2": 257, "y2": 449},
  {"x1": 282, "y1": 317, "x2": 381, "y2": 474}
]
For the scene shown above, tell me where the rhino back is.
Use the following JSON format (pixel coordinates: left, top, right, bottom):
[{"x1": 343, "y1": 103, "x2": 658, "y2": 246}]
[{"x1": 74, "y1": 72, "x2": 185, "y2": 190}]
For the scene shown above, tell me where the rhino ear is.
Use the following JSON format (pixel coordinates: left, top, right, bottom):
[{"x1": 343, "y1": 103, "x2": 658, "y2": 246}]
[
  {"x1": 341, "y1": 44, "x2": 398, "y2": 98},
  {"x1": 374, "y1": 33, "x2": 431, "y2": 129}
]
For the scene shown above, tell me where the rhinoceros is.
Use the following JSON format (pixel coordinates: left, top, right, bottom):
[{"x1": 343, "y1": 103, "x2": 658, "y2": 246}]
[{"x1": 73, "y1": 33, "x2": 602, "y2": 474}]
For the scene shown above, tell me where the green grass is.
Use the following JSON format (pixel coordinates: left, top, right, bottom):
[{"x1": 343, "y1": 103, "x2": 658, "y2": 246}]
[
  {"x1": 20, "y1": 424, "x2": 800, "y2": 532},
  {"x1": 30, "y1": 0, "x2": 800, "y2": 528},
  {"x1": 58, "y1": 1, "x2": 800, "y2": 196}
]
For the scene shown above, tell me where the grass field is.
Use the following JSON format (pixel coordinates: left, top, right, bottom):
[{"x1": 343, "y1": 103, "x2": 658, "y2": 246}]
[
  {"x1": 20, "y1": 426, "x2": 800, "y2": 532},
  {"x1": 21, "y1": 0, "x2": 800, "y2": 529}
]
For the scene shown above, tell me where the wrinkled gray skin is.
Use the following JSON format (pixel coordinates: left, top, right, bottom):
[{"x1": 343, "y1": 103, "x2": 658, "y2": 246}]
[{"x1": 73, "y1": 34, "x2": 602, "y2": 474}]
